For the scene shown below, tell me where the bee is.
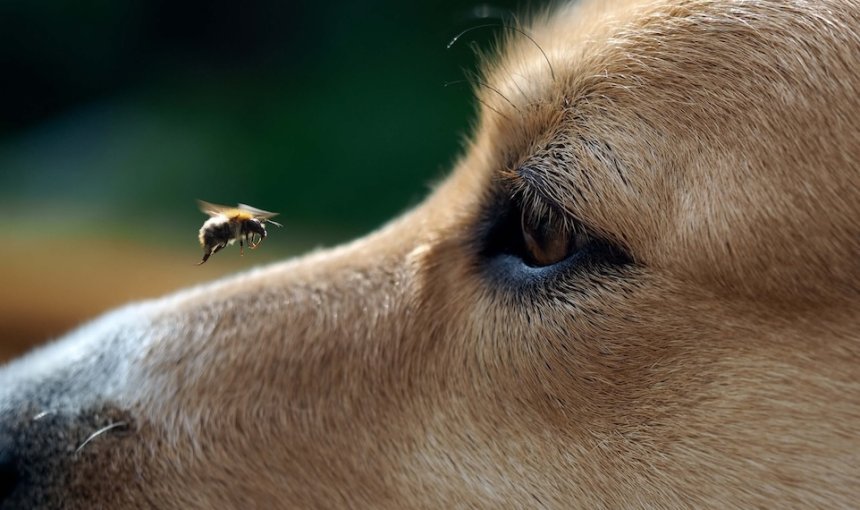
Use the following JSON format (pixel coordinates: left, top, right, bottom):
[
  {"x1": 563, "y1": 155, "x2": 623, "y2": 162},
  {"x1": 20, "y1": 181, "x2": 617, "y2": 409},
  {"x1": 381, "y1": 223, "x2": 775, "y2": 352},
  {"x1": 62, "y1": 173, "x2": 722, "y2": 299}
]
[{"x1": 196, "y1": 200, "x2": 282, "y2": 265}]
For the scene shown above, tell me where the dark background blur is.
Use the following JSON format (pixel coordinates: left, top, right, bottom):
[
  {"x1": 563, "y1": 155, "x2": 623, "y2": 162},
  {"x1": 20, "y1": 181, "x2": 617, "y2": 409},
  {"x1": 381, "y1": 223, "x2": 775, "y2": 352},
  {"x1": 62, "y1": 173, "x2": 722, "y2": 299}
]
[{"x1": 0, "y1": 0, "x2": 521, "y2": 360}]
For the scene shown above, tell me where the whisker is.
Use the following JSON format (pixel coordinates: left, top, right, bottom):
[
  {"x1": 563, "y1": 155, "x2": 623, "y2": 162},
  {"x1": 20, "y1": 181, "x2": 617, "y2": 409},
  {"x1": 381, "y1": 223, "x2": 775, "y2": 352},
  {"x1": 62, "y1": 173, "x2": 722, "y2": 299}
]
[
  {"x1": 446, "y1": 23, "x2": 556, "y2": 81},
  {"x1": 74, "y1": 422, "x2": 128, "y2": 455},
  {"x1": 476, "y1": 98, "x2": 512, "y2": 121},
  {"x1": 32, "y1": 410, "x2": 53, "y2": 421},
  {"x1": 444, "y1": 79, "x2": 522, "y2": 113}
]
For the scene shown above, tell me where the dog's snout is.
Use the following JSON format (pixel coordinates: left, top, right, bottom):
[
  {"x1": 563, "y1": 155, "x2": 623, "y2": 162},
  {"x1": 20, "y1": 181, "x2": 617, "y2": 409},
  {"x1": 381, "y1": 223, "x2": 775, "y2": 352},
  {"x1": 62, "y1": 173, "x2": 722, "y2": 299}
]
[
  {"x1": 0, "y1": 403, "x2": 138, "y2": 509},
  {"x1": 0, "y1": 410, "x2": 52, "y2": 508},
  {"x1": 0, "y1": 443, "x2": 18, "y2": 505}
]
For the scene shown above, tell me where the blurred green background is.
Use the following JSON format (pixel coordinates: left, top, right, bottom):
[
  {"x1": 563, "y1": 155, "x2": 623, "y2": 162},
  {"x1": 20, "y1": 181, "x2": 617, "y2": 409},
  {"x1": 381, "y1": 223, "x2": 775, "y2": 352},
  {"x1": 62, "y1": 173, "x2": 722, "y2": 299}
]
[{"x1": 0, "y1": 0, "x2": 520, "y2": 359}]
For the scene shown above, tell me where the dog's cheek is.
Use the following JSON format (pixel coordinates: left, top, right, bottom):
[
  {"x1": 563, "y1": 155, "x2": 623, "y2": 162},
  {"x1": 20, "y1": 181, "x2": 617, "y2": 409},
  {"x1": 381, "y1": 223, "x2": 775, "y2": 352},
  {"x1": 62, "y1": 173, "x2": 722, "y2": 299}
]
[
  {"x1": 468, "y1": 268, "x2": 731, "y2": 428},
  {"x1": 386, "y1": 264, "x2": 744, "y2": 503}
]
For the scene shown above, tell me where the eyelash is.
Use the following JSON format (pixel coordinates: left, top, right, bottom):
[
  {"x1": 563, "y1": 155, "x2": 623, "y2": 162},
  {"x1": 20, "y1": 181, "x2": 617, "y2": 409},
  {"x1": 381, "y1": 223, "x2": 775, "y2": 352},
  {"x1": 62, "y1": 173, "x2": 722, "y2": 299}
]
[
  {"x1": 499, "y1": 165, "x2": 575, "y2": 222},
  {"x1": 518, "y1": 187, "x2": 577, "y2": 233}
]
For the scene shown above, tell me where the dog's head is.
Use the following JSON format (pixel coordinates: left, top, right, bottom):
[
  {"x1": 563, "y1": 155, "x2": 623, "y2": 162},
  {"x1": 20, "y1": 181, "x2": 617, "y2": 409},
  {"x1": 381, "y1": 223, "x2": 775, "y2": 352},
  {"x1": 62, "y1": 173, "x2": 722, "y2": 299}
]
[{"x1": 2, "y1": 0, "x2": 859, "y2": 507}]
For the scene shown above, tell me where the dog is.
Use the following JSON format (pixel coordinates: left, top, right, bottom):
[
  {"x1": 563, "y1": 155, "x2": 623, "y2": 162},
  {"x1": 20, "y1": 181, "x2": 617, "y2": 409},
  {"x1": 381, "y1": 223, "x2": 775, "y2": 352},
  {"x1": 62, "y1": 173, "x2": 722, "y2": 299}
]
[{"x1": 1, "y1": 0, "x2": 859, "y2": 507}]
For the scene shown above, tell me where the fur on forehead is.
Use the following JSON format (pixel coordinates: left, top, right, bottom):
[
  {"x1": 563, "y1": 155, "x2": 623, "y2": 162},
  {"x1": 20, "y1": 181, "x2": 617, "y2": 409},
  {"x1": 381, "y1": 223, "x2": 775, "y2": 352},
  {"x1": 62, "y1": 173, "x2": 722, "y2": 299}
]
[{"x1": 479, "y1": 0, "x2": 858, "y2": 133}]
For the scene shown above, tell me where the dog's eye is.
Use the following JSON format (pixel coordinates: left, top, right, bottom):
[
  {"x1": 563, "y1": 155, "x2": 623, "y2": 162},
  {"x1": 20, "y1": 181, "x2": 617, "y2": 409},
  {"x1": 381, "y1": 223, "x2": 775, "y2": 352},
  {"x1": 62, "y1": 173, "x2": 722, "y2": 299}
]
[
  {"x1": 520, "y1": 207, "x2": 590, "y2": 267},
  {"x1": 480, "y1": 192, "x2": 631, "y2": 281}
]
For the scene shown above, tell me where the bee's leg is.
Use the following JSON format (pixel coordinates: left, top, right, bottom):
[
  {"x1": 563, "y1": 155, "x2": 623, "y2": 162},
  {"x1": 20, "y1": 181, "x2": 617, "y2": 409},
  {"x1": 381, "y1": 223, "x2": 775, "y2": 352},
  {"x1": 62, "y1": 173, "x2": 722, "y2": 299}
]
[
  {"x1": 197, "y1": 243, "x2": 219, "y2": 265},
  {"x1": 240, "y1": 238, "x2": 244, "y2": 256}
]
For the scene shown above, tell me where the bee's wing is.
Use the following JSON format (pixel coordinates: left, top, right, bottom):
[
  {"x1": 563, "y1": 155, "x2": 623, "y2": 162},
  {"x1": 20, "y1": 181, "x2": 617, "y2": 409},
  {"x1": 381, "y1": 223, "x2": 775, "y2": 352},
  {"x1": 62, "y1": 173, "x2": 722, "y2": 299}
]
[
  {"x1": 197, "y1": 199, "x2": 236, "y2": 217},
  {"x1": 237, "y1": 203, "x2": 280, "y2": 220}
]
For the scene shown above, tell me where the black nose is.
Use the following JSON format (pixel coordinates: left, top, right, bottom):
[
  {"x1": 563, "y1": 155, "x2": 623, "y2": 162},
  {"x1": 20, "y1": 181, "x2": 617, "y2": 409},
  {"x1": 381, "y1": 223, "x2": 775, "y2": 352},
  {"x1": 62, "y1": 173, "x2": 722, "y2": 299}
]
[{"x1": 0, "y1": 446, "x2": 18, "y2": 505}]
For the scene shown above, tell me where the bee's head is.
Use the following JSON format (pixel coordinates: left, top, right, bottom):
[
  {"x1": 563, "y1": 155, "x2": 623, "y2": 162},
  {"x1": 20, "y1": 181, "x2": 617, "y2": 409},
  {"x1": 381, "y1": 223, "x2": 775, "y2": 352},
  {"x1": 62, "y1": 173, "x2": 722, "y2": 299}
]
[
  {"x1": 240, "y1": 218, "x2": 269, "y2": 251},
  {"x1": 244, "y1": 218, "x2": 267, "y2": 239}
]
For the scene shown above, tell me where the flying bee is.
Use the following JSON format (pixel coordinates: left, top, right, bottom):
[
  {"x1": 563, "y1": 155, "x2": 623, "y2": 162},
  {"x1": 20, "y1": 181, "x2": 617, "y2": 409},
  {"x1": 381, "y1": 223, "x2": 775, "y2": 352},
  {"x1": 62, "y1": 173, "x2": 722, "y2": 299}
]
[{"x1": 196, "y1": 200, "x2": 282, "y2": 265}]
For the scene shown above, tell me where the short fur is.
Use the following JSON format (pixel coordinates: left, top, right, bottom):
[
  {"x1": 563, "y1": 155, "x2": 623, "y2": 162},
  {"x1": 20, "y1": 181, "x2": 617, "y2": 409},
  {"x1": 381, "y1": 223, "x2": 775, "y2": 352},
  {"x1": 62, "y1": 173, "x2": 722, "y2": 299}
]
[{"x1": 1, "y1": 0, "x2": 858, "y2": 508}]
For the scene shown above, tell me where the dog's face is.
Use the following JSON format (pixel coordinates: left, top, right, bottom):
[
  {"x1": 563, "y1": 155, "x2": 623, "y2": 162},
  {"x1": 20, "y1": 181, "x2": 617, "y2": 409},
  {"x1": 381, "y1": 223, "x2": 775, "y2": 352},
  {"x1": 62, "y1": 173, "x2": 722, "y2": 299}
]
[{"x1": 2, "y1": 0, "x2": 859, "y2": 507}]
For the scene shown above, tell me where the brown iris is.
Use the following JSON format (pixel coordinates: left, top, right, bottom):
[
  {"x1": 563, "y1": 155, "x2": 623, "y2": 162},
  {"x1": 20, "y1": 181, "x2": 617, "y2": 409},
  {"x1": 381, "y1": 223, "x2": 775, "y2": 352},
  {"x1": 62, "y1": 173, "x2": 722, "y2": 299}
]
[{"x1": 520, "y1": 207, "x2": 590, "y2": 267}]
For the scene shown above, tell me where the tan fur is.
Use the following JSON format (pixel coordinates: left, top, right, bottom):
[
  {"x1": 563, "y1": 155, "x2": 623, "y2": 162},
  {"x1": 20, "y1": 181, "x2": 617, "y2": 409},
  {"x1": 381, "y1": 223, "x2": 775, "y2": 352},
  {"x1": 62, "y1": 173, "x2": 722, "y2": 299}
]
[{"x1": 1, "y1": 0, "x2": 859, "y2": 508}]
